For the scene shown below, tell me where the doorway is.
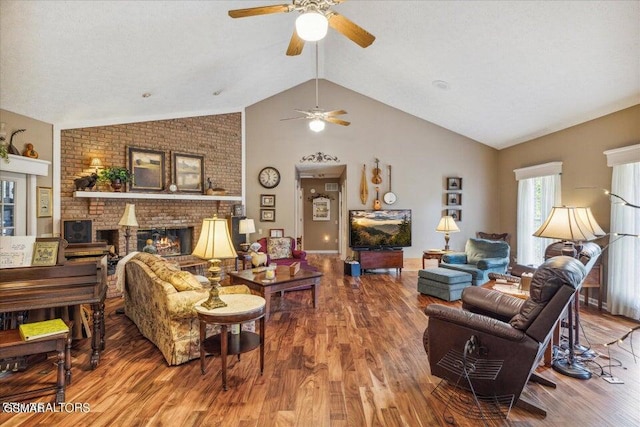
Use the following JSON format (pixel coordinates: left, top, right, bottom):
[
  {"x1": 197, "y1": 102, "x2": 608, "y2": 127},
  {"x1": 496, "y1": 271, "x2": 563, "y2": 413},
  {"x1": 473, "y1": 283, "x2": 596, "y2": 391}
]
[{"x1": 295, "y1": 164, "x2": 347, "y2": 257}]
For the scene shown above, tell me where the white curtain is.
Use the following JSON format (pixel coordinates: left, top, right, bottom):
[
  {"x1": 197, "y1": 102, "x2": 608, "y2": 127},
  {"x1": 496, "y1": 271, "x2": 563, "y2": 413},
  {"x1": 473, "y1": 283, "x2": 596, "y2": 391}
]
[
  {"x1": 516, "y1": 174, "x2": 561, "y2": 266},
  {"x1": 607, "y1": 162, "x2": 640, "y2": 319}
]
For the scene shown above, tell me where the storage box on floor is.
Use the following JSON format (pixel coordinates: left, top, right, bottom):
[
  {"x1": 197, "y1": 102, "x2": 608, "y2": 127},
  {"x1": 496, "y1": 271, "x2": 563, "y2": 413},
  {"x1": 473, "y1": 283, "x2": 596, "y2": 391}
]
[{"x1": 344, "y1": 261, "x2": 361, "y2": 277}]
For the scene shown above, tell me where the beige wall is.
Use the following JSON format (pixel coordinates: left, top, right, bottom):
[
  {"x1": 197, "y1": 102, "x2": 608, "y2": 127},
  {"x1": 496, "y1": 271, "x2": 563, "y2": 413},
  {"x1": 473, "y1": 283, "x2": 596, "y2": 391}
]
[
  {"x1": 0, "y1": 109, "x2": 53, "y2": 236},
  {"x1": 301, "y1": 178, "x2": 340, "y2": 252},
  {"x1": 246, "y1": 80, "x2": 499, "y2": 258},
  {"x1": 497, "y1": 104, "x2": 640, "y2": 254}
]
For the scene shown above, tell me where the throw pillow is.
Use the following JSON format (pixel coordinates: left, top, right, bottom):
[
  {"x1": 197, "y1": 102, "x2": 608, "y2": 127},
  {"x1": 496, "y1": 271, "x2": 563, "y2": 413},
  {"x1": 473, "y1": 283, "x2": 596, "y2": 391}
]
[
  {"x1": 169, "y1": 271, "x2": 203, "y2": 292},
  {"x1": 268, "y1": 237, "x2": 292, "y2": 260}
]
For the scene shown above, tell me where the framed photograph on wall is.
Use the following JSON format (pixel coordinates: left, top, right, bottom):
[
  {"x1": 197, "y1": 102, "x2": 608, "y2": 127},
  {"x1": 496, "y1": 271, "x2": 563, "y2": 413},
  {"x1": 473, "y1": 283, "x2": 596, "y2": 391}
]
[
  {"x1": 260, "y1": 194, "x2": 276, "y2": 207},
  {"x1": 447, "y1": 209, "x2": 462, "y2": 221},
  {"x1": 172, "y1": 152, "x2": 204, "y2": 193},
  {"x1": 446, "y1": 177, "x2": 463, "y2": 190},
  {"x1": 129, "y1": 147, "x2": 165, "y2": 191},
  {"x1": 37, "y1": 187, "x2": 52, "y2": 218},
  {"x1": 260, "y1": 209, "x2": 275, "y2": 222},
  {"x1": 447, "y1": 193, "x2": 462, "y2": 206},
  {"x1": 269, "y1": 228, "x2": 284, "y2": 238}
]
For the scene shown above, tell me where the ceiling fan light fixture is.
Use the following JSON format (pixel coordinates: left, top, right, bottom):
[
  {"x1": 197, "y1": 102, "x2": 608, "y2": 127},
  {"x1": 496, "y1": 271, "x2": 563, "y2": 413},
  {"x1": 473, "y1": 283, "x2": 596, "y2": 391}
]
[
  {"x1": 295, "y1": 11, "x2": 328, "y2": 41},
  {"x1": 309, "y1": 118, "x2": 325, "y2": 132}
]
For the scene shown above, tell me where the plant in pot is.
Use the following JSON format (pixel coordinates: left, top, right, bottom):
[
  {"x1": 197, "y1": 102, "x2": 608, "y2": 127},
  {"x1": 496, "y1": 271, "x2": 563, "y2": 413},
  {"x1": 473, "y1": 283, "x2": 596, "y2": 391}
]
[{"x1": 99, "y1": 166, "x2": 133, "y2": 192}]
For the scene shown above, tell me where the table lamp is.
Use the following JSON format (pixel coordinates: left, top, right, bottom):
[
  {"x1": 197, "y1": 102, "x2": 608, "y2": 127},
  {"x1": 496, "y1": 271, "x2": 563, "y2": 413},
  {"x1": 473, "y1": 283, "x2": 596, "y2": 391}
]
[
  {"x1": 533, "y1": 206, "x2": 597, "y2": 257},
  {"x1": 192, "y1": 215, "x2": 238, "y2": 309},
  {"x1": 238, "y1": 218, "x2": 256, "y2": 251},
  {"x1": 436, "y1": 215, "x2": 459, "y2": 251},
  {"x1": 118, "y1": 203, "x2": 138, "y2": 255}
]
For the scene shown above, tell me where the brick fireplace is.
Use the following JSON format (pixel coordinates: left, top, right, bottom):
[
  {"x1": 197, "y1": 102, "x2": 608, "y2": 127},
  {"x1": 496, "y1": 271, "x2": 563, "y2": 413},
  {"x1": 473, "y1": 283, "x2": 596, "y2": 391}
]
[{"x1": 60, "y1": 113, "x2": 243, "y2": 297}]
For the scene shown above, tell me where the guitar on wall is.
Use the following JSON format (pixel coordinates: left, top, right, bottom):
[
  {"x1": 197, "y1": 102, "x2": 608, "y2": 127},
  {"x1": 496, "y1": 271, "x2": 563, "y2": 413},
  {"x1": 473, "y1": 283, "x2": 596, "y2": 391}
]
[{"x1": 373, "y1": 186, "x2": 382, "y2": 210}]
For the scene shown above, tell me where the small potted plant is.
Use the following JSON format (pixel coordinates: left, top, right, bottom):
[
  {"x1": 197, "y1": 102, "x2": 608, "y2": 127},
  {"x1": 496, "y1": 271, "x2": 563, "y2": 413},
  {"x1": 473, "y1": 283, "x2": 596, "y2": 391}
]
[{"x1": 99, "y1": 166, "x2": 133, "y2": 192}]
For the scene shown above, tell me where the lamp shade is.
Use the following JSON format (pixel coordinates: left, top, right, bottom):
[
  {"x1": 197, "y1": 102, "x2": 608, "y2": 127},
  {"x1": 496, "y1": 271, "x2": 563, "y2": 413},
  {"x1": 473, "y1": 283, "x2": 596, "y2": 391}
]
[
  {"x1": 436, "y1": 216, "x2": 460, "y2": 233},
  {"x1": 533, "y1": 206, "x2": 597, "y2": 241},
  {"x1": 574, "y1": 207, "x2": 606, "y2": 237},
  {"x1": 90, "y1": 157, "x2": 103, "y2": 169},
  {"x1": 118, "y1": 204, "x2": 139, "y2": 227},
  {"x1": 295, "y1": 11, "x2": 328, "y2": 42},
  {"x1": 192, "y1": 216, "x2": 238, "y2": 260},
  {"x1": 238, "y1": 218, "x2": 256, "y2": 234}
]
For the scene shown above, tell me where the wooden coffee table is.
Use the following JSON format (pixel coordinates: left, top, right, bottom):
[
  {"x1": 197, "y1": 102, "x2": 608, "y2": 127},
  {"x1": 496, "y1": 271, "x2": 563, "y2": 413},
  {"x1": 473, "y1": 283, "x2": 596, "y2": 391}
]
[{"x1": 227, "y1": 266, "x2": 322, "y2": 320}]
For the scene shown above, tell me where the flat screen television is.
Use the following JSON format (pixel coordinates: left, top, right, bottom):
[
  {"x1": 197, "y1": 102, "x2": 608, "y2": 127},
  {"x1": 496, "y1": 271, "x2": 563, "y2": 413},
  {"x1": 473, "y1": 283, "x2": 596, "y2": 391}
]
[{"x1": 349, "y1": 209, "x2": 412, "y2": 249}]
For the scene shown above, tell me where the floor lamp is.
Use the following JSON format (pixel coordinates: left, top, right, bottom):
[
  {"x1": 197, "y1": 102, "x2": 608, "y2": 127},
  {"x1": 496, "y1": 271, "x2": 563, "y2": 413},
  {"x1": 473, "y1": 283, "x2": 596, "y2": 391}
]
[
  {"x1": 118, "y1": 203, "x2": 138, "y2": 255},
  {"x1": 533, "y1": 206, "x2": 598, "y2": 379}
]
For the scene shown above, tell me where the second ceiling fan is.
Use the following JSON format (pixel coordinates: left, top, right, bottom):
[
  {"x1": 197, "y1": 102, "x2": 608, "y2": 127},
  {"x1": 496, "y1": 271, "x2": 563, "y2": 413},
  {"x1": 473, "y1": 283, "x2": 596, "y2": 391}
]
[
  {"x1": 281, "y1": 43, "x2": 350, "y2": 131},
  {"x1": 228, "y1": 0, "x2": 375, "y2": 56}
]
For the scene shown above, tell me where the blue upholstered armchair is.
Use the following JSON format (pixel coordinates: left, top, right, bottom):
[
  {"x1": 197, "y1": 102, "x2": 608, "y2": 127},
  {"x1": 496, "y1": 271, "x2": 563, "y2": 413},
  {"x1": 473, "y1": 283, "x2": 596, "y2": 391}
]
[{"x1": 440, "y1": 238, "x2": 510, "y2": 285}]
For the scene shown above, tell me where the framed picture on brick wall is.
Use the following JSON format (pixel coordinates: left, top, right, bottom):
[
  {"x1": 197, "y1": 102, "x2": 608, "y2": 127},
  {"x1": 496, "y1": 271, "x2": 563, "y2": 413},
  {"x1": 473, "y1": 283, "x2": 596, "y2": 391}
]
[
  {"x1": 129, "y1": 147, "x2": 165, "y2": 191},
  {"x1": 172, "y1": 152, "x2": 204, "y2": 193}
]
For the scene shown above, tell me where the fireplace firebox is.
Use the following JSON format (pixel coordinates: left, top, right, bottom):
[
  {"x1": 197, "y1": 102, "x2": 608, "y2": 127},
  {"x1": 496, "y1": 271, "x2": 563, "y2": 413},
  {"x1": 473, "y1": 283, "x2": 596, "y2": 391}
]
[{"x1": 136, "y1": 227, "x2": 193, "y2": 257}]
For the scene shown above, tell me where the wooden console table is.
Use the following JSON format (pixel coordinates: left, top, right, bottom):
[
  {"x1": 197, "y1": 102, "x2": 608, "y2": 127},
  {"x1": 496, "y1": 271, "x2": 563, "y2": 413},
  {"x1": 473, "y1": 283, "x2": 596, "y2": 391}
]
[
  {"x1": 0, "y1": 256, "x2": 107, "y2": 369},
  {"x1": 355, "y1": 249, "x2": 403, "y2": 274}
]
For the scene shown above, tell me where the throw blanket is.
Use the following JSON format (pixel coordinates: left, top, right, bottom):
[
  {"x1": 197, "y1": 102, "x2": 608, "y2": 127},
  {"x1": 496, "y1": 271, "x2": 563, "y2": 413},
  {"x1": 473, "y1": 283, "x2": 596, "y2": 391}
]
[{"x1": 115, "y1": 251, "x2": 141, "y2": 292}]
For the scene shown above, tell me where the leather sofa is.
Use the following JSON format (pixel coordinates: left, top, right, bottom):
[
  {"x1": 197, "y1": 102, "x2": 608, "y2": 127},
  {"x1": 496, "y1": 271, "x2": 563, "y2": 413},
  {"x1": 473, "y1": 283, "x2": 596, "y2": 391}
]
[
  {"x1": 440, "y1": 238, "x2": 510, "y2": 285},
  {"x1": 122, "y1": 252, "x2": 251, "y2": 365}
]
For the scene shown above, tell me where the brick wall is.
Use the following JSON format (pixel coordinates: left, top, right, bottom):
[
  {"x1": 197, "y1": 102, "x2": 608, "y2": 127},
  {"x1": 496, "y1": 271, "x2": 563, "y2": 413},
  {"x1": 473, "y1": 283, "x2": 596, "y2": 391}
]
[{"x1": 61, "y1": 113, "x2": 242, "y2": 296}]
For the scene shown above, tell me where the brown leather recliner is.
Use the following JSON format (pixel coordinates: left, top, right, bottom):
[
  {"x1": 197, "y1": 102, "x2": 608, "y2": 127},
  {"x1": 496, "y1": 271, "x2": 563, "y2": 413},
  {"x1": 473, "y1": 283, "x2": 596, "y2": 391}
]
[{"x1": 423, "y1": 254, "x2": 598, "y2": 415}]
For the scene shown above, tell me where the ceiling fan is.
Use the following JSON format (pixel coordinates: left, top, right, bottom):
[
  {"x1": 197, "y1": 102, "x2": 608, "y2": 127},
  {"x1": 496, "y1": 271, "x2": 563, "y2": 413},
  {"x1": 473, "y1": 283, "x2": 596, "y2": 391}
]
[
  {"x1": 281, "y1": 43, "x2": 350, "y2": 131},
  {"x1": 228, "y1": 0, "x2": 375, "y2": 56}
]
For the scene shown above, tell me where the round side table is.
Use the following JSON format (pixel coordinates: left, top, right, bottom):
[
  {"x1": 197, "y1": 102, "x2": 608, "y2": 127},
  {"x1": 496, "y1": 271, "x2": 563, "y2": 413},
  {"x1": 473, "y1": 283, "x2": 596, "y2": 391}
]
[{"x1": 196, "y1": 293, "x2": 266, "y2": 391}]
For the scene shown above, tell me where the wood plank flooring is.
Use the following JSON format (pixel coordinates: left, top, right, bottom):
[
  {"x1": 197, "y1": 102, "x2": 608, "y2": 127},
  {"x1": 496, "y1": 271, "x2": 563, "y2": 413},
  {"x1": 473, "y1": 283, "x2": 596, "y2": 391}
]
[{"x1": 1, "y1": 255, "x2": 639, "y2": 426}]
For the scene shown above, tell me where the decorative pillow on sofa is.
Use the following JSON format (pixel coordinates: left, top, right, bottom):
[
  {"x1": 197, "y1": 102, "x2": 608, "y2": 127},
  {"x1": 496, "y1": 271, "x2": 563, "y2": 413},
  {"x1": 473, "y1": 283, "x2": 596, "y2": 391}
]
[
  {"x1": 268, "y1": 237, "x2": 292, "y2": 260},
  {"x1": 168, "y1": 271, "x2": 203, "y2": 292}
]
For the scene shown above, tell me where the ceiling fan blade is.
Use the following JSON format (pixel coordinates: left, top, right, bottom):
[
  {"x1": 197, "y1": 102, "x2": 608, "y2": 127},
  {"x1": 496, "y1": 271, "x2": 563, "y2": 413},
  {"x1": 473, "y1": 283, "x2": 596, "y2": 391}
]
[
  {"x1": 286, "y1": 30, "x2": 305, "y2": 56},
  {"x1": 324, "y1": 117, "x2": 351, "y2": 126},
  {"x1": 327, "y1": 12, "x2": 375, "y2": 48},
  {"x1": 325, "y1": 109, "x2": 347, "y2": 116},
  {"x1": 228, "y1": 4, "x2": 291, "y2": 18},
  {"x1": 280, "y1": 116, "x2": 306, "y2": 121},
  {"x1": 293, "y1": 109, "x2": 313, "y2": 115}
]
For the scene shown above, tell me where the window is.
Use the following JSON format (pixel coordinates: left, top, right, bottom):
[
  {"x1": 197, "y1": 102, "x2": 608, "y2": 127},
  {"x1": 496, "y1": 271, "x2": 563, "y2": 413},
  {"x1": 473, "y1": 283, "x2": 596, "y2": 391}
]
[
  {"x1": 514, "y1": 162, "x2": 562, "y2": 266},
  {"x1": 605, "y1": 145, "x2": 640, "y2": 320}
]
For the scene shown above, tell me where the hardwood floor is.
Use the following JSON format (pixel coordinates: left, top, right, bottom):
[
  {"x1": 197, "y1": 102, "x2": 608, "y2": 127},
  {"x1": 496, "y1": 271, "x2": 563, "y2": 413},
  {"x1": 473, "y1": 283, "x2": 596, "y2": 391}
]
[{"x1": 1, "y1": 255, "x2": 639, "y2": 426}]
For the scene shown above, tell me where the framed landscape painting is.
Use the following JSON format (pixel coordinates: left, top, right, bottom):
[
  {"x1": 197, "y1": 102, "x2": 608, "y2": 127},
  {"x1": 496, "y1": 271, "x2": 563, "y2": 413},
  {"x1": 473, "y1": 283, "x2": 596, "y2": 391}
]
[
  {"x1": 173, "y1": 152, "x2": 204, "y2": 193},
  {"x1": 129, "y1": 147, "x2": 165, "y2": 191}
]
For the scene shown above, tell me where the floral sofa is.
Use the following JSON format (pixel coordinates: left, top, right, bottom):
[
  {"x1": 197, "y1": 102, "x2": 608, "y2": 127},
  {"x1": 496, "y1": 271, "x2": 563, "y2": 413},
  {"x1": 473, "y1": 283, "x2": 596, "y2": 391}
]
[{"x1": 123, "y1": 252, "x2": 251, "y2": 366}]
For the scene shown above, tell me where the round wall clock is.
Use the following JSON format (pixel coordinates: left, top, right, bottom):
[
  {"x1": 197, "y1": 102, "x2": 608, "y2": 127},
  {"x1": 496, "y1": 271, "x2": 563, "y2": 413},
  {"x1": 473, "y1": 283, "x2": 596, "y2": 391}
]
[{"x1": 258, "y1": 166, "x2": 280, "y2": 188}]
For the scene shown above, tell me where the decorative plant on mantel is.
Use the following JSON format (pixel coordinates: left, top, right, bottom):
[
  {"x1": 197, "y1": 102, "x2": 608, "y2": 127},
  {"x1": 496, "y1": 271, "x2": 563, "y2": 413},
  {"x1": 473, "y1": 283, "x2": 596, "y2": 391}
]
[{"x1": 99, "y1": 166, "x2": 133, "y2": 192}]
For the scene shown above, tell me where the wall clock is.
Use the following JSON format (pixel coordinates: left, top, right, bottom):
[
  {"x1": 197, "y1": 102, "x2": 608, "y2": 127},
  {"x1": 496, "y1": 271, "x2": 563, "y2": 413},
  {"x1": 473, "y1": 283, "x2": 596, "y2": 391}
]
[{"x1": 258, "y1": 166, "x2": 280, "y2": 189}]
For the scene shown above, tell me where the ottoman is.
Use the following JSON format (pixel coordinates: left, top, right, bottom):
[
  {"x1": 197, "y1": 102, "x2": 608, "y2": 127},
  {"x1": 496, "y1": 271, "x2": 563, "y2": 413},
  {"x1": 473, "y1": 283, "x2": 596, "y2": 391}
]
[{"x1": 417, "y1": 267, "x2": 473, "y2": 301}]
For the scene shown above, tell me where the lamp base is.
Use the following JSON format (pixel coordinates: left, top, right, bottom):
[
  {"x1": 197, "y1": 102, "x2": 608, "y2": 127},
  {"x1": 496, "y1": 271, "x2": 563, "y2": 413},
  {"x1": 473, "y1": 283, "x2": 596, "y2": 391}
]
[
  {"x1": 201, "y1": 284, "x2": 227, "y2": 310},
  {"x1": 201, "y1": 259, "x2": 227, "y2": 310},
  {"x1": 552, "y1": 358, "x2": 592, "y2": 380}
]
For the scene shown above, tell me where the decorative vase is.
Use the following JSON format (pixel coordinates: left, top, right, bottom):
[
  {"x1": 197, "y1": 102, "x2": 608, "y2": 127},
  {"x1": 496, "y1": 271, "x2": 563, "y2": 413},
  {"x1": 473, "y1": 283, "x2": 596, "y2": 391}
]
[{"x1": 111, "y1": 179, "x2": 123, "y2": 192}]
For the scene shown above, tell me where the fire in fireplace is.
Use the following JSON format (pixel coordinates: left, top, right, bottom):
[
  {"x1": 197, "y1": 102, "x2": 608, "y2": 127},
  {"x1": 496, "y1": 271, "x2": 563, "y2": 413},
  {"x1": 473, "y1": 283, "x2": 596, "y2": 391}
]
[{"x1": 136, "y1": 227, "x2": 193, "y2": 257}]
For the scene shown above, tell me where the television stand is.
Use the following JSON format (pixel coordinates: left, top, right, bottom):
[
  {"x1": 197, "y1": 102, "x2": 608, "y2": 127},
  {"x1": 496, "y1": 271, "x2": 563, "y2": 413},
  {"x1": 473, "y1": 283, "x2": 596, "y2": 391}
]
[{"x1": 355, "y1": 249, "x2": 403, "y2": 274}]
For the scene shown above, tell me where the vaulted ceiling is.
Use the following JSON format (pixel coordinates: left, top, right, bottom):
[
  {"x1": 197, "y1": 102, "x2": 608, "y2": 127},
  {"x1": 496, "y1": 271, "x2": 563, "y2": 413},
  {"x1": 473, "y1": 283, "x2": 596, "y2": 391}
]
[{"x1": 1, "y1": 1, "x2": 638, "y2": 149}]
